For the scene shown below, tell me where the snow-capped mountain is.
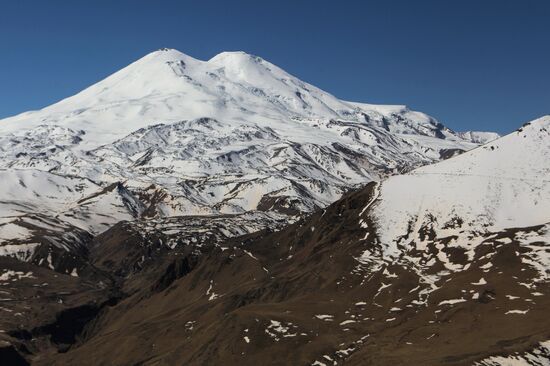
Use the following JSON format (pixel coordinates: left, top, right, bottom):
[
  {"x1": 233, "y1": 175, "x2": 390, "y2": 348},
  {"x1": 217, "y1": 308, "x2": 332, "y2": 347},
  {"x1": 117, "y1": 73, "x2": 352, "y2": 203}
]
[
  {"x1": 0, "y1": 48, "x2": 492, "y2": 265},
  {"x1": 0, "y1": 48, "x2": 485, "y2": 149}
]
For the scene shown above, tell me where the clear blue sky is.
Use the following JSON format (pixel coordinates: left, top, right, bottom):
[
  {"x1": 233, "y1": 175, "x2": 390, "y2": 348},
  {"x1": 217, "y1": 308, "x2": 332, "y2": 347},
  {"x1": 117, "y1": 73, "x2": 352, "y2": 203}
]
[{"x1": 1, "y1": 0, "x2": 548, "y2": 134}]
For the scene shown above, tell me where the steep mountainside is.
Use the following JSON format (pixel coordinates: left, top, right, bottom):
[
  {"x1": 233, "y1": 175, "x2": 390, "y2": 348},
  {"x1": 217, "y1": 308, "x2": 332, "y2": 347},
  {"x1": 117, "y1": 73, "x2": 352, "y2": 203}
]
[
  {"x1": 360, "y1": 116, "x2": 550, "y2": 283},
  {"x1": 1, "y1": 117, "x2": 545, "y2": 365}
]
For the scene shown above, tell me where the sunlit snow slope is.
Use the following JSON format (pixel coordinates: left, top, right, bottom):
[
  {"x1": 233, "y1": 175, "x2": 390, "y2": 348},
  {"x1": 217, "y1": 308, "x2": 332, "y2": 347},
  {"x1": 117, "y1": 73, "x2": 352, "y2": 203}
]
[{"x1": 360, "y1": 116, "x2": 550, "y2": 283}]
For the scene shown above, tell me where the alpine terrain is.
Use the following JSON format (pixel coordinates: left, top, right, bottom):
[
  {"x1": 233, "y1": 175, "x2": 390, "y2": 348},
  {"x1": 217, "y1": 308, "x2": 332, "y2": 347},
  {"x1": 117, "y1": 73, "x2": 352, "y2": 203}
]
[{"x1": 2, "y1": 48, "x2": 546, "y2": 366}]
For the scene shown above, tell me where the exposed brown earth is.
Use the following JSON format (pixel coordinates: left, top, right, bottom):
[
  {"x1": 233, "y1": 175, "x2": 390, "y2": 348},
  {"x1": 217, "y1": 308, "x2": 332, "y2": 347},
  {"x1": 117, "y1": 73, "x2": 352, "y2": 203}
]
[{"x1": 1, "y1": 183, "x2": 546, "y2": 365}]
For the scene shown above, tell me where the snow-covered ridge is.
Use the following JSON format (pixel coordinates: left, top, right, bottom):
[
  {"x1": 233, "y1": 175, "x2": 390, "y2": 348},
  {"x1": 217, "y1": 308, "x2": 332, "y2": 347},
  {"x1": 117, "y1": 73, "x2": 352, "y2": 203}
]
[{"x1": 362, "y1": 116, "x2": 550, "y2": 279}]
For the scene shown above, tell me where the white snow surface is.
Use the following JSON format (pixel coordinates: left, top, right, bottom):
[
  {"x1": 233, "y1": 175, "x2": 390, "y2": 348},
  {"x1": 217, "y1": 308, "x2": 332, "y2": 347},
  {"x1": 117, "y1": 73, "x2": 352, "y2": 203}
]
[
  {"x1": 457, "y1": 131, "x2": 501, "y2": 144},
  {"x1": 373, "y1": 116, "x2": 550, "y2": 252},
  {"x1": 0, "y1": 170, "x2": 140, "y2": 235},
  {"x1": 362, "y1": 116, "x2": 550, "y2": 280}
]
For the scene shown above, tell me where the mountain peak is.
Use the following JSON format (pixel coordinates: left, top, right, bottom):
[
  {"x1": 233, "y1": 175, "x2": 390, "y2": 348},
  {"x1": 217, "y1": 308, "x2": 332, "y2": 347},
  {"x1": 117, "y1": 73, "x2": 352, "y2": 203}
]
[
  {"x1": 207, "y1": 50, "x2": 282, "y2": 83},
  {"x1": 137, "y1": 47, "x2": 200, "y2": 65},
  {"x1": 208, "y1": 50, "x2": 263, "y2": 64},
  {"x1": 131, "y1": 49, "x2": 268, "y2": 68}
]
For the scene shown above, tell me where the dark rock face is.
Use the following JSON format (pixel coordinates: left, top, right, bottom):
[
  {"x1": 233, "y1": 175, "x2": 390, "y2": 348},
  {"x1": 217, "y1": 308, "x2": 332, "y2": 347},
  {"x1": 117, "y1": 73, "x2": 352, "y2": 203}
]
[
  {"x1": 33, "y1": 296, "x2": 120, "y2": 351},
  {"x1": 0, "y1": 344, "x2": 30, "y2": 366},
  {"x1": 151, "y1": 256, "x2": 199, "y2": 293},
  {"x1": 439, "y1": 148, "x2": 466, "y2": 160}
]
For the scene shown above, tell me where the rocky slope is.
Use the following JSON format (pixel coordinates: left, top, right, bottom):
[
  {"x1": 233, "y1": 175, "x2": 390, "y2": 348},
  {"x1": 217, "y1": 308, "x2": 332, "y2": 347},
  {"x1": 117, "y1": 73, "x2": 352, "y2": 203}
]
[{"x1": 1, "y1": 117, "x2": 546, "y2": 365}]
